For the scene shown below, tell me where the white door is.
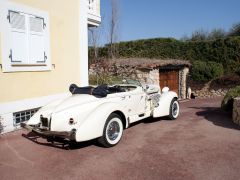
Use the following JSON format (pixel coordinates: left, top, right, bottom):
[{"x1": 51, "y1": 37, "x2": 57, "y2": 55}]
[
  {"x1": 128, "y1": 90, "x2": 146, "y2": 115},
  {"x1": 107, "y1": 86, "x2": 146, "y2": 116}
]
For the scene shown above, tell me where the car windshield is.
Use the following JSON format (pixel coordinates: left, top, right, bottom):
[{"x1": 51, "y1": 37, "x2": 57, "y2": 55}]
[
  {"x1": 104, "y1": 77, "x2": 142, "y2": 87},
  {"x1": 89, "y1": 75, "x2": 143, "y2": 87},
  {"x1": 123, "y1": 79, "x2": 142, "y2": 87}
]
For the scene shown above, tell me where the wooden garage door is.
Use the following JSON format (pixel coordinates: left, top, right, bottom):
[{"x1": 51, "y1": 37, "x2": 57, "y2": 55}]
[{"x1": 159, "y1": 70, "x2": 179, "y2": 94}]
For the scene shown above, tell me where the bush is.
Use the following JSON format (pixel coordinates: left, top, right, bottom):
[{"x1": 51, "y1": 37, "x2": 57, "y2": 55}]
[
  {"x1": 228, "y1": 23, "x2": 240, "y2": 37},
  {"x1": 235, "y1": 67, "x2": 240, "y2": 76},
  {"x1": 89, "y1": 74, "x2": 123, "y2": 85},
  {"x1": 191, "y1": 61, "x2": 224, "y2": 82},
  {"x1": 221, "y1": 86, "x2": 240, "y2": 112}
]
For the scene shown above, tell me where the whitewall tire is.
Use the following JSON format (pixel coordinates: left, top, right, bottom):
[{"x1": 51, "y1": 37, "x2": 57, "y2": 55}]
[
  {"x1": 168, "y1": 98, "x2": 180, "y2": 120},
  {"x1": 98, "y1": 113, "x2": 123, "y2": 147}
]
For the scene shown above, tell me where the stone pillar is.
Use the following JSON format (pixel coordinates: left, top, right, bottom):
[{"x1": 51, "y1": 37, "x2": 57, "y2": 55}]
[
  {"x1": 149, "y1": 69, "x2": 160, "y2": 86},
  {"x1": 233, "y1": 97, "x2": 240, "y2": 126},
  {"x1": 135, "y1": 69, "x2": 160, "y2": 87},
  {"x1": 179, "y1": 67, "x2": 189, "y2": 99}
]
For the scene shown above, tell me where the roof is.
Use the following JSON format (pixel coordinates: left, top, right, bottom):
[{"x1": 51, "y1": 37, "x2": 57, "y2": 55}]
[{"x1": 110, "y1": 58, "x2": 191, "y2": 69}]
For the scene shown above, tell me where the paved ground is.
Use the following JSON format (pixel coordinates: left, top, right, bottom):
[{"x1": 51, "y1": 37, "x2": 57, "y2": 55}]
[{"x1": 1, "y1": 97, "x2": 240, "y2": 180}]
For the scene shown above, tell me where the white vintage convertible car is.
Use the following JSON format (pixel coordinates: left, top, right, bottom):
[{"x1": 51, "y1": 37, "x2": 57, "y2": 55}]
[{"x1": 21, "y1": 79, "x2": 179, "y2": 147}]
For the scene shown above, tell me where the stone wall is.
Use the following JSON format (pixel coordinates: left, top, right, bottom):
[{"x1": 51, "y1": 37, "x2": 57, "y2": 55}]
[
  {"x1": 233, "y1": 97, "x2": 240, "y2": 126},
  {"x1": 90, "y1": 64, "x2": 160, "y2": 86},
  {"x1": 189, "y1": 80, "x2": 228, "y2": 98},
  {"x1": 133, "y1": 69, "x2": 159, "y2": 86}
]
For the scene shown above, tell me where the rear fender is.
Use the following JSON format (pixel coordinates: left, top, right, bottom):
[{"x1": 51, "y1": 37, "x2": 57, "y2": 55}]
[
  {"x1": 27, "y1": 98, "x2": 66, "y2": 125},
  {"x1": 75, "y1": 102, "x2": 127, "y2": 142},
  {"x1": 153, "y1": 91, "x2": 178, "y2": 118}
]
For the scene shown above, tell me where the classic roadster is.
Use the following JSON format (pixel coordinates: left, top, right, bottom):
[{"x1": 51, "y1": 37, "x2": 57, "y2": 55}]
[{"x1": 21, "y1": 80, "x2": 179, "y2": 147}]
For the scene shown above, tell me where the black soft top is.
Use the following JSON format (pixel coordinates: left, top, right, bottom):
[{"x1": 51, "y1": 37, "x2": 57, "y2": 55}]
[{"x1": 69, "y1": 84, "x2": 125, "y2": 98}]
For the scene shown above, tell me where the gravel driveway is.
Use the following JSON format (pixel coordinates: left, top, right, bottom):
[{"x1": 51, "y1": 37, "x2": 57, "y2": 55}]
[{"x1": 0, "y1": 97, "x2": 240, "y2": 180}]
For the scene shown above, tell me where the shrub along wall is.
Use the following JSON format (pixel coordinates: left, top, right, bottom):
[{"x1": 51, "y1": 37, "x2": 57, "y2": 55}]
[
  {"x1": 191, "y1": 61, "x2": 224, "y2": 82},
  {"x1": 94, "y1": 36, "x2": 240, "y2": 74}
]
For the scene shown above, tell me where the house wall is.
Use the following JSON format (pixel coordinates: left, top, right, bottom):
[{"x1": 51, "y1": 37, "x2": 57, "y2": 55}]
[
  {"x1": 96, "y1": 0, "x2": 101, "y2": 15},
  {"x1": 0, "y1": 0, "x2": 82, "y2": 103},
  {"x1": 0, "y1": 0, "x2": 86, "y2": 133}
]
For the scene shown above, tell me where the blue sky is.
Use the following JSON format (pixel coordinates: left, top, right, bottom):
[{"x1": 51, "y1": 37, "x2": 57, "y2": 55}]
[{"x1": 99, "y1": 0, "x2": 240, "y2": 45}]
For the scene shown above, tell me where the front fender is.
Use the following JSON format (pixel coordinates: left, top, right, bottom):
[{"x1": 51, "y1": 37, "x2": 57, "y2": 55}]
[
  {"x1": 75, "y1": 102, "x2": 127, "y2": 142},
  {"x1": 153, "y1": 91, "x2": 178, "y2": 118}
]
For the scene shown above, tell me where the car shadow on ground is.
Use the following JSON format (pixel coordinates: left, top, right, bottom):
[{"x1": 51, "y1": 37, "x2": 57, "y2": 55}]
[
  {"x1": 190, "y1": 107, "x2": 240, "y2": 130},
  {"x1": 22, "y1": 131, "x2": 99, "y2": 150},
  {"x1": 22, "y1": 117, "x2": 169, "y2": 150}
]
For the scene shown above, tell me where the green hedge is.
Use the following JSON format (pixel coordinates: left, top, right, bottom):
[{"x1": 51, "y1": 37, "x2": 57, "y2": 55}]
[
  {"x1": 221, "y1": 86, "x2": 240, "y2": 112},
  {"x1": 93, "y1": 37, "x2": 240, "y2": 74},
  {"x1": 191, "y1": 61, "x2": 224, "y2": 82}
]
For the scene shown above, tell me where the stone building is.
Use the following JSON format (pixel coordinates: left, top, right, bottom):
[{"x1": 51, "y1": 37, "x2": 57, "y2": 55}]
[{"x1": 90, "y1": 58, "x2": 191, "y2": 99}]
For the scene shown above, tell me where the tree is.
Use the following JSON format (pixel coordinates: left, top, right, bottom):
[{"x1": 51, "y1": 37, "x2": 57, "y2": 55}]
[
  {"x1": 89, "y1": 26, "x2": 105, "y2": 85},
  {"x1": 228, "y1": 23, "x2": 240, "y2": 37},
  {"x1": 88, "y1": 27, "x2": 100, "y2": 65},
  {"x1": 107, "y1": 0, "x2": 120, "y2": 59},
  {"x1": 180, "y1": 34, "x2": 190, "y2": 42},
  {"x1": 191, "y1": 29, "x2": 208, "y2": 41},
  {"x1": 208, "y1": 28, "x2": 226, "y2": 40}
]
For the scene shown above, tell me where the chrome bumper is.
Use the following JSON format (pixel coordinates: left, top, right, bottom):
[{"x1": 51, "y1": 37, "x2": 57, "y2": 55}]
[{"x1": 21, "y1": 123, "x2": 76, "y2": 141}]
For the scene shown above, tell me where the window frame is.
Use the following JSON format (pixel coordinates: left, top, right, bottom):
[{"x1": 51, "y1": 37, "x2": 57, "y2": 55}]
[
  {"x1": 0, "y1": 1, "x2": 51, "y2": 72},
  {"x1": 13, "y1": 107, "x2": 39, "y2": 126}
]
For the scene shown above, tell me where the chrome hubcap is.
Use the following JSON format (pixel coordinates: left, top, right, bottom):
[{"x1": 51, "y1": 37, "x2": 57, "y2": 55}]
[
  {"x1": 172, "y1": 102, "x2": 178, "y2": 116},
  {"x1": 107, "y1": 121, "x2": 120, "y2": 141}
]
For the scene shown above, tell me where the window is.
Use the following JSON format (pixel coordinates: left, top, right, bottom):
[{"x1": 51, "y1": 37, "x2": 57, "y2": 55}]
[
  {"x1": 13, "y1": 107, "x2": 39, "y2": 126},
  {"x1": 0, "y1": 1, "x2": 51, "y2": 72}
]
